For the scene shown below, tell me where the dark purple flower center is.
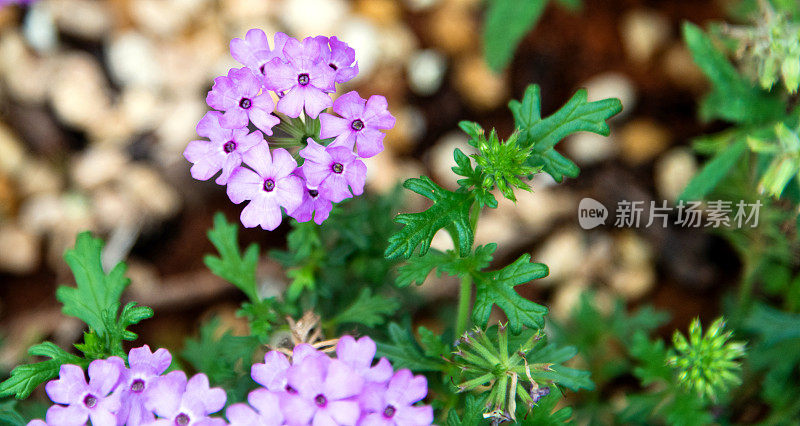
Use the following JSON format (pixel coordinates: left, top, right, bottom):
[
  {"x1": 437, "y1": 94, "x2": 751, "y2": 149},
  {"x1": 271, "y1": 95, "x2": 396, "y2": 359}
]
[
  {"x1": 383, "y1": 405, "x2": 396, "y2": 418},
  {"x1": 285, "y1": 384, "x2": 297, "y2": 394},
  {"x1": 308, "y1": 189, "x2": 319, "y2": 198},
  {"x1": 83, "y1": 394, "x2": 98, "y2": 409},
  {"x1": 263, "y1": 179, "x2": 276, "y2": 192},
  {"x1": 297, "y1": 73, "x2": 310, "y2": 86},
  {"x1": 239, "y1": 97, "x2": 252, "y2": 109},
  {"x1": 314, "y1": 394, "x2": 327, "y2": 407},
  {"x1": 130, "y1": 379, "x2": 145, "y2": 393},
  {"x1": 531, "y1": 386, "x2": 550, "y2": 403},
  {"x1": 329, "y1": 62, "x2": 338, "y2": 71},
  {"x1": 332, "y1": 163, "x2": 344, "y2": 174},
  {"x1": 351, "y1": 119, "x2": 364, "y2": 131},
  {"x1": 223, "y1": 140, "x2": 237, "y2": 153},
  {"x1": 259, "y1": 63, "x2": 267, "y2": 75},
  {"x1": 175, "y1": 413, "x2": 190, "y2": 425}
]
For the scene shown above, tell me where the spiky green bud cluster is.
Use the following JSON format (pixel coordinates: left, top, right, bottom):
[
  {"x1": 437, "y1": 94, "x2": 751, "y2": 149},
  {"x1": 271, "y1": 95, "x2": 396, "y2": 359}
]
[
  {"x1": 723, "y1": 0, "x2": 800, "y2": 94},
  {"x1": 748, "y1": 122, "x2": 800, "y2": 198},
  {"x1": 452, "y1": 325, "x2": 551, "y2": 422},
  {"x1": 668, "y1": 317, "x2": 746, "y2": 402},
  {"x1": 453, "y1": 125, "x2": 540, "y2": 209}
]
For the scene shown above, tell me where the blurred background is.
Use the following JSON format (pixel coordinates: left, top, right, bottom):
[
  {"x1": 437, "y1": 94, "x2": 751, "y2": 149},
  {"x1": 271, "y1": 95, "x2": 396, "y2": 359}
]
[{"x1": 0, "y1": 0, "x2": 737, "y2": 377}]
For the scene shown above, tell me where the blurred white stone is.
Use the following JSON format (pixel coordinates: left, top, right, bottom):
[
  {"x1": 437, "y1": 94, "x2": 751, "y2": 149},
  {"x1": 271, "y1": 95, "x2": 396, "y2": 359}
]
[
  {"x1": 0, "y1": 31, "x2": 50, "y2": 103},
  {"x1": 337, "y1": 17, "x2": 381, "y2": 80},
  {"x1": 515, "y1": 189, "x2": 578, "y2": 234},
  {"x1": 18, "y1": 194, "x2": 63, "y2": 234},
  {"x1": 378, "y1": 24, "x2": 418, "y2": 66},
  {"x1": 565, "y1": 132, "x2": 618, "y2": 165},
  {"x1": 93, "y1": 187, "x2": 136, "y2": 229},
  {"x1": 119, "y1": 164, "x2": 180, "y2": 220},
  {"x1": 51, "y1": 0, "x2": 112, "y2": 40},
  {"x1": 407, "y1": 49, "x2": 447, "y2": 96},
  {"x1": 119, "y1": 88, "x2": 163, "y2": 133},
  {"x1": 72, "y1": 148, "x2": 129, "y2": 190},
  {"x1": 107, "y1": 31, "x2": 162, "y2": 88},
  {"x1": 16, "y1": 159, "x2": 61, "y2": 197},
  {"x1": 403, "y1": 0, "x2": 440, "y2": 11},
  {"x1": 551, "y1": 279, "x2": 589, "y2": 321},
  {"x1": 607, "y1": 231, "x2": 654, "y2": 300},
  {"x1": 362, "y1": 151, "x2": 424, "y2": 194},
  {"x1": 475, "y1": 207, "x2": 523, "y2": 249},
  {"x1": 0, "y1": 124, "x2": 26, "y2": 175},
  {"x1": 281, "y1": 0, "x2": 348, "y2": 38},
  {"x1": 582, "y1": 72, "x2": 637, "y2": 120},
  {"x1": 0, "y1": 225, "x2": 40, "y2": 274},
  {"x1": 155, "y1": 99, "x2": 207, "y2": 161},
  {"x1": 620, "y1": 9, "x2": 671, "y2": 64},
  {"x1": 130, "y1": 0, "x2": 198, "y2": 37},
  {"x1": 23, "y1": 1, "x2": 57, "y2": 52},
  {"x1": 428, "y1": 131, "x2": 471, "y2": 190},
  {"x1": 655, "y1": 147, "x2": 697, "y2": 202},
  {"x1": 48, "y1": 53, "x2": 111, "y2": 129},
  {"x1": 534, "y1": 229, "x2": 586, "y2": 285},
  {"x1": 429, "y1": 229, "x2": 455, "y2": 252}
]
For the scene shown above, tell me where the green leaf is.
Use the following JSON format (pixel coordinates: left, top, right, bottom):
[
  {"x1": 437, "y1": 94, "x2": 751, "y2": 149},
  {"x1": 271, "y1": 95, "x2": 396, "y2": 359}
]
[
  {"x1": 472, "y1": 254, "x2": 549, "y2": 333},
  {"x1": 377, "y1": 323, "x2": 446, "y2": 372},
  {"x1": 446, "y1": 394, "x2": 487, "y2": 426},
  {"x1": 517, "y1": 387, "x2": 573, "y2": 425},
  {"x1": 418, "y1": 326, "x2": 450, "y2": 358},
  {"x1": 0, "y1": 400, "x2": 26, "y2": 426},
  {"x1": 682, "y1": 22, "x2": 784, "y2": 124},
  {"x1": 204, "y1": 212, "x2": 261, "y2": 303},
  {"x1": 395, "y1": 249, "x2": 448, "y2": 287},
  {"x1": 439, "y1": 244, "x2": 497, "y2": 278},
  {"x1": 483, "y1": 0, "x2": 548, "y2": 72},
  {"x1": 56, "y1": 232, "x2": 130, "y2": 337},
  {"x1": 330, "y1": 288, "x2": 400, "y2": 327},
  {"x1": 678, "y1": 138, "x2": 747, "y2": 201},
  {"x1": 385, "y1": 177, "x2": 475, "y2": 259},
  {"x1": 510, "y1": 85, "x2": 622, "y2": 182},
  {"x1": 0, "y1": 343, "x2": 85, "y2": 399}
]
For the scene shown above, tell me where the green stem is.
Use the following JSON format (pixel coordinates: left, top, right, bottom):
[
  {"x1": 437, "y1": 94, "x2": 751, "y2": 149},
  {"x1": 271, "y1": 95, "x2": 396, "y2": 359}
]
[{"x1": 456, "y1": 274, "x2": 472, "y2": 335}]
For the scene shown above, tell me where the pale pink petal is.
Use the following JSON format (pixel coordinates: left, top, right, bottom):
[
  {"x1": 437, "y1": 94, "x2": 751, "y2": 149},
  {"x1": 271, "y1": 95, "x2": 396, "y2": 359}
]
[
  {"x1": 45, "y1": 404, "x2": 87, "y2": 426},
  {"x1": 226, "y1": 167, "x2": 262, "y2": 204},
  {"x1": 326, "y1": 400, "x2": 360, "y2": 426},
  {"x1": 332, "y1": 91, "x2": 366, "y2": 118},
  {"x1": 220, "y1": 108, "x2": 249, "y2": 129},
  {"x1": 240, "y1": 143, "x2": 273, "y2": 177},
  {"x1": 271, "y1": 147, "x2": 299, "y2": 179},
  {"x1": 355, "y1": 129, "x2": 386, "y2": 158},
  {"x1": 277, "y1": 175, "x2": 304, "y2": 212},
  {"x1": 46, "y1": 364, "x2": 87, "y2": 404},
  {"x1": 277, "y1": 87, "x2": 306, "y2": 118},
  {"x1": 319, "y1": 113, "x2": 350, "y2": 140},
  {"x1": 323, "y1": 360, "x2": 363, "y2": 400},
  {"x1": 347, "y1": 159, "x2": 367, "y2": 196},
  {"x1": 301, "y1": 87, "x2": 333, "y2": 118}
]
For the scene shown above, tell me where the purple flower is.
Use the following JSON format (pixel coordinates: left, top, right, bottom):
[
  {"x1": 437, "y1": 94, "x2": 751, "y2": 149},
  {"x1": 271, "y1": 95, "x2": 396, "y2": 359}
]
[
  {"x1": 230, "y1": 30, "x2": 290, "y2": 78},
  {"x1": 299, "y1": 138, "x2": 367, "y2": 203},
  {"x1": 44, "y1": 358, "x2": 124, "y2": 426},
  {"x1": 262, "y1": 37, "x2": 334, "y2": 119},
  {"x1": 336, "y1": 336, "x2": 393, "y2": 384},
  {"x1": 226, "y1": 389, "x2": 284, "y2": 426},
  {"x1": 206, "y1": 67, "x2": 280, "y2": 133},
  {"x1": 144, "y1": 371, "x2": 226, "y2": 426},
  {"x1": 280, "y1": 356, "x2": 364, "y2": 426},
  {"x1": 226, "y1": 144, "x2": 304, "y2": 230},
  {"x1": 359, "y1": 370, "x2": 433, "y2": 426},
  {"x1": 288, "y1": 168, "x2": 334, "y2": 225},
  {"x1": 185, "y1": 111, "x2": 265, "y2": 185},
  {"x1": 117, "y1": 345, "x2": 173, "y2": 426},
  {"x1": 320, "y1": 92, "x2": 395, "y2": 158},
  {"x1": 251, "y1": 351, "x2": 291, "y2": 392},
  {"x1": 315, "y1": 36, "x2": 359, "y2": 87},
  {"x1": 26, "y1": 420, "x2": 47, "y2": 426}
]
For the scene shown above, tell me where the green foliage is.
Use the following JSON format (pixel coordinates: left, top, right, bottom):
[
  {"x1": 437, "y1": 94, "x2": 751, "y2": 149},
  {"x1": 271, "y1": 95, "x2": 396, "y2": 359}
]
[
  {"x1": 205, "y1": 213, "x2": 278, "y2": 339},
  {"x1": 0, "y1": 400, "x2": 26, "y2": 426},
  {"x1": 385, "y1": 177, "x2": 475, "y2": 260},
  {"x1": 453, "y1": 325, "x2": 591, "y2": 422},
  {"x1": 682, "y1": 22, "x2": 784, "y2": 124},
  {"x1": 482, "y1": 0, "x2": 582, "y2": 72},
  {"x1": 205, "y1": 212, "x2": 261, "y2": 303},
  {"x1": 446, "y1": 394, "x2": 487, "y2": 426},
  {"x1": 329, "y1": 288, "x2": 401, "y2": 327},
  {"x1": 743, "y1": 304, "x2": 800, "y2": 423},
  {"x1": 56, "y1": 232, "x2": 153, "y2": 357},
  {"x1": 678, "y1": 138, "x2": 748, "y2": 201},
  {"x1": 471, "y1": 255, "x2": 548, "y2": 333},
  {"x1": 509, "y1": 85, "x2": 622, "y2": 182},
  {"x1": 0, "y1": 343, "x2": 84, "y2": 399},
  {"x1": 376, "y1": 323, "x2": 448, "y2": 372},
  {"x1": 181, "y1": 317, "x2": 260, "y2": 404}
]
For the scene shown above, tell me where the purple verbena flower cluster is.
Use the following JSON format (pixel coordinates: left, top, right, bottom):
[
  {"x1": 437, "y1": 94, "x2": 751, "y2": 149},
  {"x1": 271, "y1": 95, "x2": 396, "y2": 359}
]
[
  {"x1": 28, "y1": 336, "x2": 432, "y2": 426},
  {"x1": 184, "y1": 30, "x2": 395, "y2": 230}
]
